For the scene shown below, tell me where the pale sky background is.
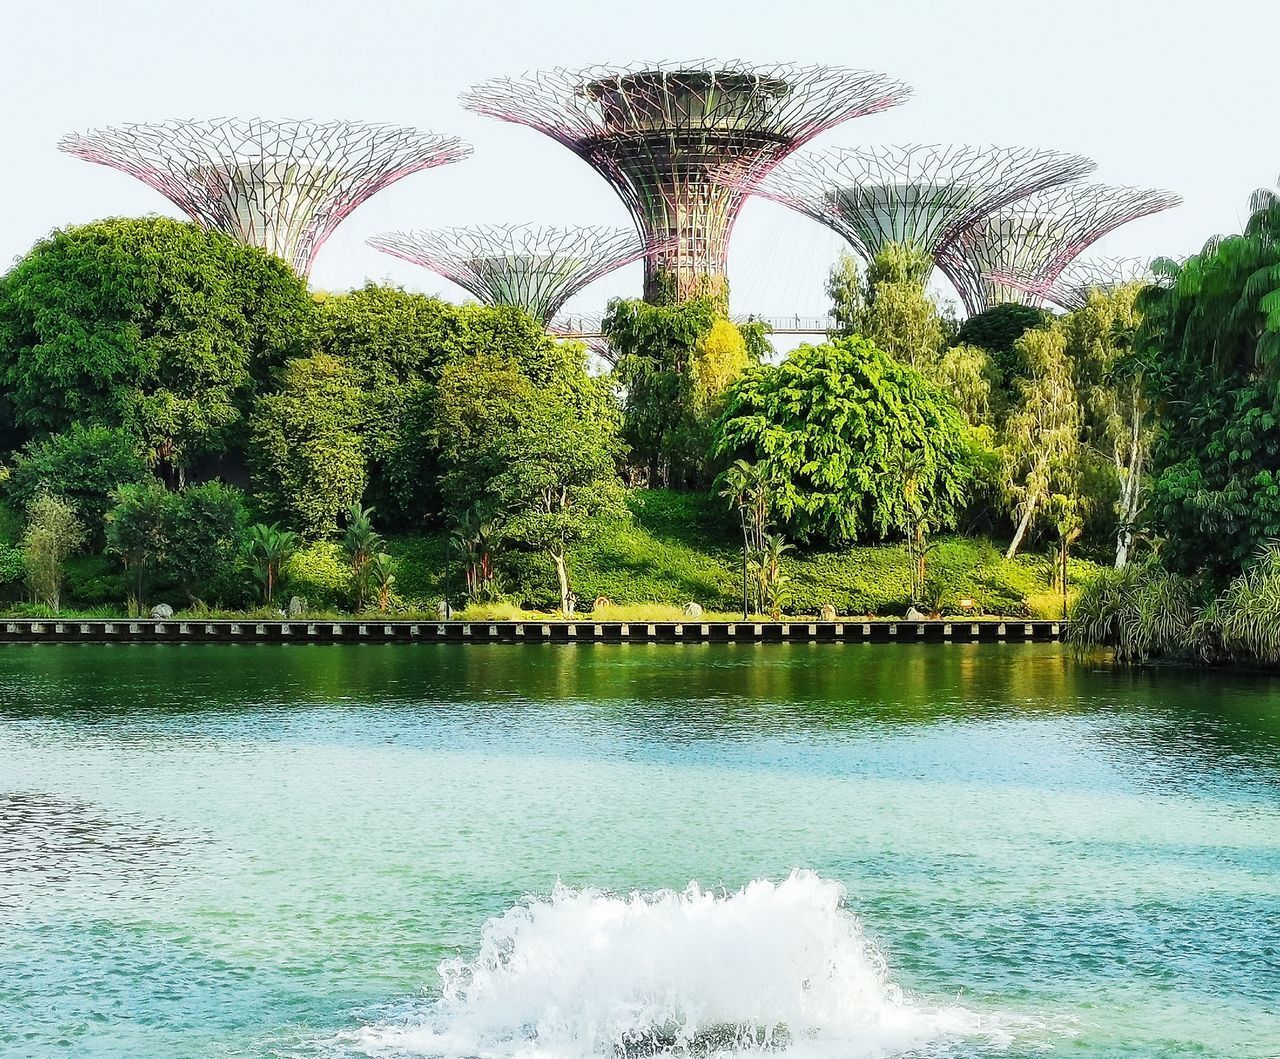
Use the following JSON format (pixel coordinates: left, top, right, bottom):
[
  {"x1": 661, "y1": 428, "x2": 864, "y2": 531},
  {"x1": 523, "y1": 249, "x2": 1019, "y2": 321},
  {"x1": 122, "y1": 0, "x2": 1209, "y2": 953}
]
[{"x1": 1, "y1": 0, "x2": 1276, "y2": 328}]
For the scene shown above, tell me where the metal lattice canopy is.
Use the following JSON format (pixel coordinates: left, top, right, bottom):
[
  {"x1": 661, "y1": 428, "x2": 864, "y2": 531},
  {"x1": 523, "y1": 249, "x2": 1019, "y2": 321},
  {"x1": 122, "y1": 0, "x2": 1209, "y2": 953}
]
[
  {"x1": 936, "y1": 183, "x2": 1181, "y2": 315},
  {"x1": 995, "y1": 255, "x2": 1156, "y2": 311},
  {"x1": 368, "y1": 224, "x2": 653, "y2": 325},
  {"x1": 460, "y1": 61, "x2": 911, "y2": 304},
  {"x1": 755, "y1": 144, "x2": 1095, "y2": 264},
  {"x1": 59, "y1": 118, "x2": 472, "y2": 277}
]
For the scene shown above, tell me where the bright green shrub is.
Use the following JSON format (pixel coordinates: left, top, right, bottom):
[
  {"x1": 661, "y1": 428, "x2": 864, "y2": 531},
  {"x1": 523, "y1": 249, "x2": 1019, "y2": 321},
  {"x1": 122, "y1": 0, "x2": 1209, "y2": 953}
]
[{"x1": 283, "y1": 541, "x2": 351, "y2": 609}]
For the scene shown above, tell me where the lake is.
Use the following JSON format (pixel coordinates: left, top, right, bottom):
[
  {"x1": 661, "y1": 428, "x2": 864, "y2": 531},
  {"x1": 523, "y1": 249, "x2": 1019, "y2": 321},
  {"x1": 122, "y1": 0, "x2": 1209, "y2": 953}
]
[{"x1": 2, "y1": 643, "x2": 1278, "y2": 1058}]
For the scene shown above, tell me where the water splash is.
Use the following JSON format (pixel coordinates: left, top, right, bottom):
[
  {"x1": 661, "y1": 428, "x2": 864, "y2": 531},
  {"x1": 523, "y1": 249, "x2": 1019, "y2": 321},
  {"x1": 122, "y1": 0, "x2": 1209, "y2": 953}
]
[{"x1": 338, "y1": 871, "x2": 1013, "y2": 1058}]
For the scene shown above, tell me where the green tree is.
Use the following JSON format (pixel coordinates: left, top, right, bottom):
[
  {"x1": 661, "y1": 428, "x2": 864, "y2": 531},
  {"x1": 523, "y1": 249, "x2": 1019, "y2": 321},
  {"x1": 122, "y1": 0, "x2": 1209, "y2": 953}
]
[
  {"x1": 249, "y1": 353, "x2": 366, "y2": 538},
  {"x1": 1060, "y1": 285, "x2": 1149, "y2": 567},
  {"x1": 1133, "y1": 181, "x2": 1280, "y2": 578},
  {"x1": 714, "y1": 337, "x2": 974, "y2": 545},
  {"x1": 23, "y1": 494, "x2": 86, "y2": 610},
  {"x1": 606, "y1": 297, "x2": 753, "y2": 487},
  {"x1": 825, "y1": 252, "x2": 864, "y2": 339},
  {"x1": 0, "y1": 218, "x2": 313, "y2": 478},
  {"x1": 105, "y1": 480, "x2": 174, "y2": 610},
  {"x1": 105, "y1": 480, "x2": 248, "y2": 609},
  {"x1": 314, "y1": 286, "x2": 559, "y2": 525},
  {"x1": 953, "y1": 302, "x2": 1052, "y2": 389},
  {"x1": 490, "y1": 390, "x2": 626, "y2": 614},
  {"x1": 6, "y1": 425, "x2": 149, "y2": 544},
  {"x1": 717, "y1": 459, "x2": 776, "y2": 617},
  {"x1": 340, "y1": 504, "x2": 384, "y2": 612},
  {"x1": 243, "y1": 524, "x2": 298, "y2": 605},
  {"x1": 1000, "y1": 326, "x2": 1082, "y2": 558},
  {"x1": 856, "y1": 244, "x2": 945, "y2": 370}
]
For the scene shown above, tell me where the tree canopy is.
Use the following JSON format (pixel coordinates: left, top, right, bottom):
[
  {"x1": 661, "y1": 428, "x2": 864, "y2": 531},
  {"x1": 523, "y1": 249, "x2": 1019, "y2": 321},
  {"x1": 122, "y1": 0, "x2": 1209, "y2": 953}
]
[
  {"x1": 713, "y1": 337, "x2": 974, "y2": 545},
  {"x1": 0, "y1": 217, "x2": 314, "y2": 476}
]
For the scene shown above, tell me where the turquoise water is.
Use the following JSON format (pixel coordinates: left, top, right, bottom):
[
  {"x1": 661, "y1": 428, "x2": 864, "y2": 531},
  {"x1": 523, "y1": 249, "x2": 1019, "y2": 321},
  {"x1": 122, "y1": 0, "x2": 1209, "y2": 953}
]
[{"x1": 2, "y1": 643, "x2": 1279, "y2": 1058}]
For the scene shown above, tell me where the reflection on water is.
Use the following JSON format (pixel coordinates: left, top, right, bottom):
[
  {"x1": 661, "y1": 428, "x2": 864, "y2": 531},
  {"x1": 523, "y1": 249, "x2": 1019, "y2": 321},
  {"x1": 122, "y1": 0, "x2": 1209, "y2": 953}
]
[{"x1": 0, "y1": 643, "x2": 1278, "y2": 1059}]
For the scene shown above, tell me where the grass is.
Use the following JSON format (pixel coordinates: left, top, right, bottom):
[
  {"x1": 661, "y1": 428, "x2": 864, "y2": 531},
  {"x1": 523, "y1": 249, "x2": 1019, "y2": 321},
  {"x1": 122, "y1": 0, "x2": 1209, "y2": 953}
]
[
  {"x1": 386, "y1": 490, "x2": 1099, "y2": 619},
  {"x1": 0, "y1": 489, "x2": 1102, "y2": 620}
]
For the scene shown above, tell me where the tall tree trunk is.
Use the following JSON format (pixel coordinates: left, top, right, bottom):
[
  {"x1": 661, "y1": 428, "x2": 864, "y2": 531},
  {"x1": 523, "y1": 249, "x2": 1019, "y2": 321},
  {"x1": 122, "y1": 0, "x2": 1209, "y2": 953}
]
[
  {"x1": 1114, "y1": 408, "x2": 1144, "y2": 569},
  {"x1": 552, "y1": 550, "x2": 571, "y2": 616},
  {"x1": 1006, "y1": 494, "x2": 1038, "y2": 560}
]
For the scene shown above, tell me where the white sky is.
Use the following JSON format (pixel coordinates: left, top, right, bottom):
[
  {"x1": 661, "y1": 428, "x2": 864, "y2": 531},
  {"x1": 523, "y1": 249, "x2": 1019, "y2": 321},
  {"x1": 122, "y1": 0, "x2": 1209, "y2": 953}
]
[{"x1": 2, "y1": 0, "x2": 1276, "y2": 324}]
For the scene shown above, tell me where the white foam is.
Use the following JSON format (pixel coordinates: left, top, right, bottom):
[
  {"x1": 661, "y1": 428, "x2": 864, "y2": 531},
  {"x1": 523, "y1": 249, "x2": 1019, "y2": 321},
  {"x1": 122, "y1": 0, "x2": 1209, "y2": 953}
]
[{"x1": 336, "y1": 871, "x2": 1013, "y2": 1059}]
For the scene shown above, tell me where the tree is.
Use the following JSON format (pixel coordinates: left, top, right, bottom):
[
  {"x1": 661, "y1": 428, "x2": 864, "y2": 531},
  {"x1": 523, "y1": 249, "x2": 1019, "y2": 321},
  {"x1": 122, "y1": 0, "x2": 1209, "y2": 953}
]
[
  {"x1": 856, "y1": 244, "x2": 945, "y2": 370},
  {"x1": 718, "y1": 459, "x2": 776, "y2": 617},
  {"x1": 1132, "y1": 182, "x2": 1280, "y2": 579},
  {"x1": 243, "y1": 524, "x2": 298, "y2": 605},
  {"x1": 249, "y1": 353, "x2": 366, "y2": 538},
  {"x1": 953, "y1": 302, "x2": 1052, "y2": 389},
  {"x1": 453, "y1": 503, "x2": 499, "y2": 603},
  {"x1": 606, "y1": 297, "x2": 754, "y2": 487},
  {"x1": 105, "y1": 480, "x2": 173, "y2": 609},
  {"x1": 340, "y1": 504, "x2": 384, "y2": 612},
  {"x1": 1000, "y1": 326, "x2": 1082, "y2": 559},
  {"x1": 22, "y1": 494, "x2": 86, "y2": 610},
  {"x1": 490, "y1": 391, "x2": 625, "y2": 614},
  {"x1": 314, "y1": 286, "x2": 559, "y2": 525},
  {"x1": 931, "y1": 344, "x2": 1002, "y2": 428},
  {"x1": 1060, "y1": 286, "x2": 1148, "y2": 567},
  {"x1": 825, "y1": 252, "x2": 864, "y2": 338},
  {"x1": 105, "y1": 480, "x2": 249, "y2": 609},
  {"x1": 714, "y1": 337, "x2": 974, "y2": 546},
  {"x1": 0, "y1": 217, "x2": 313, "y2": 479},
  {"x1": 6, "y1": 425, "x2": 149, "y2": 545},
  {"x1": 368, "y1": 553, "x2": 397, "y2": 612}
]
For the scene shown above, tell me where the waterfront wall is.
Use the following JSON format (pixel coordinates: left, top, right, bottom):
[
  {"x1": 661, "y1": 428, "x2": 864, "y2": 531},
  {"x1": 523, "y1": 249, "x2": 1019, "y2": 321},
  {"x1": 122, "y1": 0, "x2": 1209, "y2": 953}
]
[{"x1": 0, "y1": 619, "x2": 1064, "y2": 645}]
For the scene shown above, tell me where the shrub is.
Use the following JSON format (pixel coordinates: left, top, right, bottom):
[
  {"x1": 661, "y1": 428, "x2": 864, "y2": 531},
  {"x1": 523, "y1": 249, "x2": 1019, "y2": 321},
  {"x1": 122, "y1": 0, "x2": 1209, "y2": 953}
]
[
  {"x1": 23, "y1": 494, "x2": 87, "y2": 610},
  {"x1": 283, "y1": 541, "x2": 351, "y2": 610},
  {"x1": 6, "y1": 425, "x2": 149, "y2": 545}
]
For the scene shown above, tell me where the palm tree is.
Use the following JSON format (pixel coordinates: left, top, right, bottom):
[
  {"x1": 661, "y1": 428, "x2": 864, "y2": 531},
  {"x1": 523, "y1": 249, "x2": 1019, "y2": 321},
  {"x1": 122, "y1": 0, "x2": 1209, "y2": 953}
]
[
  {"x1": 243, "y1": 524, "x2": 298, "y2": 605},
  {"x1": 340, "y1": 504, "x2": 383, "y2": 611},
  {"x1": 760, "y1": 533, "x2": 793, "y2": 619},
  {"x1": 368, "y1": 553, "x2": 396, "y2": 612}
]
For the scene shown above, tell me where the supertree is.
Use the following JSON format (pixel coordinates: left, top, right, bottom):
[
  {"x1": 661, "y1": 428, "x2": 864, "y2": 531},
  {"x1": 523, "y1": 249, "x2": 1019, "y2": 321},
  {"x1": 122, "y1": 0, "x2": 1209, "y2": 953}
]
[
  {"x1": 754, "y1": 144, "x2": 1095, "y2": 266},
  {"x1": 460, "y1": 61, "x2": 911, "y2": 307},
  {"x1": 937, "y1": 184, "x2": 1182, "y2": 315},
  {"x1": 368, "y1": 224, "x2": 653, "y2": 325},
  {"x1": 997, "y1": 256, "x2": 1156, "y2": 311},
  {"x1": 59, "y1": 118, "x2": 472, "y2": 277}
]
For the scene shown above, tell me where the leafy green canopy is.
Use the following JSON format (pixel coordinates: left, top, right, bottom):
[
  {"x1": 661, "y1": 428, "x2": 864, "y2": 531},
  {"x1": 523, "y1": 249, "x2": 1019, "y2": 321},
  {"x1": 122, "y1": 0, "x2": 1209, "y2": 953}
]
[
  {"x1": 431, "y1": 342, "x2": 624, "y2": 611},
  {"x1": 5, "y1": 424, "x2": 149, "y2": 544},
  {"x1": 605, "y1": 297, "x2": 762, "y2": 488},
  {"x1": 1137, "y1": 182, "x2": 1280, "y2": 578},
  {"x1": 953, "y1": 302, "x2": 1052, "y2": 386},
  {"x1": 0, "y1": 218, "x2": 313, "y2": 473},
  {"x1": 249, "y1": 353, "x2": 367, "y2": 539},
  {"x1": 714, "y1": 337, "x2": 974, "y2": 545},
  {"x1": 106, "y1": 479, "x2": 248, "y2": 607},
  {"x1": 313, "y1": 284, "x2": 564, "y2": 525}
]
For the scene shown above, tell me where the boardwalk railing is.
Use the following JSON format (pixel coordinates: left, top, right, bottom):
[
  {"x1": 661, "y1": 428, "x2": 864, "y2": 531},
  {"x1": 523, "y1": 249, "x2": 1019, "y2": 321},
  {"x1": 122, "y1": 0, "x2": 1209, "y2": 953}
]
[{"x1": 0, "y1": 619, "x2": 1065, "y2": 645}]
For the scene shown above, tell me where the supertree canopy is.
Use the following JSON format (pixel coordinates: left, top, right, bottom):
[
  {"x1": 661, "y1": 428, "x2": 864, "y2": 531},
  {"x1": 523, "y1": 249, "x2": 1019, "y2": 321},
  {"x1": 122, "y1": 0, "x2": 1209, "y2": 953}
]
[
  {"x1": 59, "y1": 118, "x2": 472, "y2": 277},
  {"x1": 997, "y1": 255, "x2": 1156, "y2": 311},
  {"x1": 937, "y1": 183, "x2": 1182, "y2": 315},
  {"x1": 368, "y1": 224, "x2": 653, "y2": 325},
  {"x1": 755, "y1": 144, "x2": 1095, "y2": 265},
  {"x1": 460, "y1": 61, "x2": 911, "y2": 306}
]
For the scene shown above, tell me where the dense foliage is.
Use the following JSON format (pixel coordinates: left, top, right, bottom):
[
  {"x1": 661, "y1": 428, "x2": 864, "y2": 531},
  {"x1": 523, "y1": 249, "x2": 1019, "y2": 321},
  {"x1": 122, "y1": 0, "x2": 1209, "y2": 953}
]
[
  {"x1": 714, "y1": 337, "x2": 974, "y2": 545},
  {"x1": 0, "y1": 218, "x2": 313, "y2": 478}
]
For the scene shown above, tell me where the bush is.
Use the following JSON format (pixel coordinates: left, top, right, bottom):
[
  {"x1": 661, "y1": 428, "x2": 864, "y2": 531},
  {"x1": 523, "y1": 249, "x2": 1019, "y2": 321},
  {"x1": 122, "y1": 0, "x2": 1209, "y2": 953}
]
[
  {"x1": 283, "y1": 541, "x2": 351, "y2": 609},
  {"x1": 63, "y1": 554, "x2": 128, "y2": 606},
  {"x1": 0, "y1": 541, "x2": 24, "y2": 599},
  {"x1": 6, "y1": 425, "x2": 149, "y2": 544}
]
